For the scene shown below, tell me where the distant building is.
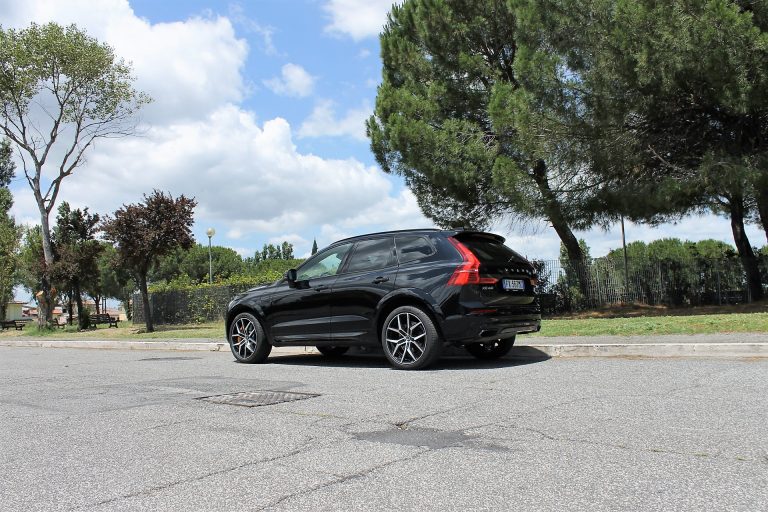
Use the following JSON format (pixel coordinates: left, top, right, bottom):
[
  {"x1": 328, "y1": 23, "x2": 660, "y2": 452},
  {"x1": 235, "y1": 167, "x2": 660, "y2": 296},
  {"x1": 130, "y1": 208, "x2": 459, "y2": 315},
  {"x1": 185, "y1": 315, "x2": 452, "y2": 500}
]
[{"x1": 4, "y1": 301, "x2": 26, "y2": 321}]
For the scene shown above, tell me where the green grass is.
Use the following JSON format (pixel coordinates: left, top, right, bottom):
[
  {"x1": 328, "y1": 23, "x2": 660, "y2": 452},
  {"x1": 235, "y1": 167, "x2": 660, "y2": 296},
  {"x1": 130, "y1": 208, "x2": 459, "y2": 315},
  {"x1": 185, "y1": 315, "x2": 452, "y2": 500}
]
[
  {"x1": 5, "y1": 312, "x2": 768, "y2": 341},
  {"x1": 6, "y1": 322, "x2": 225, "y2": 340},
  {"x1": 533, "y1": 312, "x2": 768, "y2": 337}
]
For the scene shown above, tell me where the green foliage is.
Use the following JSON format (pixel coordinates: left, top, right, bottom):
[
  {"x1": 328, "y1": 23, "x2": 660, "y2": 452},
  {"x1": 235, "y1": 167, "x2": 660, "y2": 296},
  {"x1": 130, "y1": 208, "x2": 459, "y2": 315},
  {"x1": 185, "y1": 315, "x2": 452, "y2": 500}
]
[
  {"x1": 0, "y1": 22, "x2": 149, "y2": 324},
  {"x1": 0, "y1": 138, "x2": 20, "y2": 320},
  {"x1": 0, "y1": 138, "x2": 14, "y2": 188},
  {"x1": 311, "y1": 238, "x2": 318, "y2": 256},
  {"x1": 101, "y1": 190, "x2": 196, "y2": 332},
  {"x1": 17, "y1": 226, "x2": 45, "y2": 294},
  {"x1": 525, "y1": 0, "x2": 768, "y2": 297},
  {"x1": 151, "y1": 244, "x2": 245, "y2": 283},
  {"x1": 368, "y1": 0, "x2": 606, "y2": 264},
  {"x1": 89, "y1": 244, "x2": 135, "y2": 319},
  {"x1": 50, "y1": 202, "x2": 102, "y2": 328}
]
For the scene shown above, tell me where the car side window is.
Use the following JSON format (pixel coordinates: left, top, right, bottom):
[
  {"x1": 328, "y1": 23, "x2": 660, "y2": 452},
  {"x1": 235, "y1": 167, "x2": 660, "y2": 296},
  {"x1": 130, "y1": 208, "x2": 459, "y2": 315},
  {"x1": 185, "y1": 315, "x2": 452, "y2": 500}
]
[
  {"x1": 297, "y1": 243, "x2": 352, "y2": 280},
  {"x1": 395, "y1": 235, "x2": 434, "y2": 264},
  {"x1": 345, "y1": 238, "x2": 395, "y2": 273}
]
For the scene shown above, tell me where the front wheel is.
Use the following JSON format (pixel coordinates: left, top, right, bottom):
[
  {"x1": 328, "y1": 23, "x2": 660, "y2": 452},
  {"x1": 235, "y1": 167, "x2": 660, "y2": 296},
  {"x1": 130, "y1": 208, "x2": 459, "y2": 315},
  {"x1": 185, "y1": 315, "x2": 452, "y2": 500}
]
[
  {"x1": 381, "y1": 306, "x2": 441, "y2": 370},
  {"x1": 465, "y1": 337, "x2": 515, "y2": 360},
  {"x1": 228, "y1": 312, "x2": 272, "y2": 363}
]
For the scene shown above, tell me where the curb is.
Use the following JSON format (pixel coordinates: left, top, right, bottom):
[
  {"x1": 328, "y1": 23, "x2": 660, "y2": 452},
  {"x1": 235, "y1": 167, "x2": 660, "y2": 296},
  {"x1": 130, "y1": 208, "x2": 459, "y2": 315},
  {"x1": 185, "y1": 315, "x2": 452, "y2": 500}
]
[
  {"x1": 1, "y1": 339, "x2": 767, "y2": 359},
  {"x1": 0, "y1": 339, "x2": 230, "y2": 352},
  {"x1": 512, "y1": 343, "x2": 768, "y2": 359}
]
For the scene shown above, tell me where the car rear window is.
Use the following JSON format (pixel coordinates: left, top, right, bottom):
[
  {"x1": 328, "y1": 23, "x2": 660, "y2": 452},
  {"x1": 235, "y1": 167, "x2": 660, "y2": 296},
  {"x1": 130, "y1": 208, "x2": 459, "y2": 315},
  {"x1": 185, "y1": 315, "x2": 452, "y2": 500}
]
[
  {"x1": 457, "y1": 236, "x2": 527, "y2": 264},
  {"x1": 395, "y1": 235, "x2": 435, "y2": 264}
]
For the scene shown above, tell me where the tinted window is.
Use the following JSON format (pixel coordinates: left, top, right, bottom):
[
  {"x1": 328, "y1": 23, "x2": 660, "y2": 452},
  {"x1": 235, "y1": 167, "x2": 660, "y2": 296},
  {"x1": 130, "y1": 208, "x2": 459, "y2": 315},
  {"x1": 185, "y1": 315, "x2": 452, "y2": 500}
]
[
  {"x1": 345, "y1": 238, "x2": 395, "y2": 273},
  {"x1": 458, "y1": 236, "x2": 526, "y2": 264},
  {"x1": 297, "y1": 243, "x2": 352, "y2": 280},
  {"x1": 396, "y1": 236, "x2": 434, "y2": 264}
]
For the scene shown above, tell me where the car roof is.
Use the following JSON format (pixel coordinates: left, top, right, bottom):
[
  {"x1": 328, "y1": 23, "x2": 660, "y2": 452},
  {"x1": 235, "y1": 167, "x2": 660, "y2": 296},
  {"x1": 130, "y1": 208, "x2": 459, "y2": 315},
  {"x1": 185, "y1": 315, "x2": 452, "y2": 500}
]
[{"x1": 332, "y1": 228, "x2": 505, "y2": 244}]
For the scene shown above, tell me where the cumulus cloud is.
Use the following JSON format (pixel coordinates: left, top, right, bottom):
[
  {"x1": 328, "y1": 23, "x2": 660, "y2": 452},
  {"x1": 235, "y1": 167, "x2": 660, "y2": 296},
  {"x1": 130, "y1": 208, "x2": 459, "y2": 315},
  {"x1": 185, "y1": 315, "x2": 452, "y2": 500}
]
[
  {"x1": 2, "y1": 0, "x2": 433, "y2": 253},
  {"x1": 0, "y1": 0, "x2": 248, "y2": 124},
  {"x1": 263, "y1": 63, "x2": 316, "y2": 98},
  {"x1": 323, "y1": 0, "x2": 401, "y2": 40},
  {"x1": 299, "y1": 100, "x2": 371, "y2": 140}
]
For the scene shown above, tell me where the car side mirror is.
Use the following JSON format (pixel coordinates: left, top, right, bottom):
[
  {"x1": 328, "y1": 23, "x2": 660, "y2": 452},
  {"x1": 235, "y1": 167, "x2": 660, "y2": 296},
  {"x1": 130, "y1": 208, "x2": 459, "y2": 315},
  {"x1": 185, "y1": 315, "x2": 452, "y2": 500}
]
[{"x1": 285, "y1": 269, "x2": 297, "y2": 285}]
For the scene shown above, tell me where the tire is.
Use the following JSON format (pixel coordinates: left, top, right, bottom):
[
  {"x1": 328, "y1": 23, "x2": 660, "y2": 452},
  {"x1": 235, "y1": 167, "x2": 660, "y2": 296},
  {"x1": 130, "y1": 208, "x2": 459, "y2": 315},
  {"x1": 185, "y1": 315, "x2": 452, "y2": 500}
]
[
  {"x1": 316, "y1": 346, "x2": 350, "y2": 357},
  {"x1": 381, "y1": 305, "x2": 442, "y2": 370},
  {"x1": 228, "y1": 312, "x2": 272, "y2": 363},
  {"x1": 465, "y1": 337, "x2": 515, "y2": 360}
]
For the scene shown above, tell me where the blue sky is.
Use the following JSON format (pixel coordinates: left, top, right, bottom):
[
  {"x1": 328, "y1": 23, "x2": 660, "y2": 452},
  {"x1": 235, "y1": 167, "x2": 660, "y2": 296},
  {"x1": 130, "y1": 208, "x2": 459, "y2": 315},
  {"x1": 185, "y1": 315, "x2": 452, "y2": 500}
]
[{"x1": 2, "y1": 0, "x2": 765, "y2": 273}]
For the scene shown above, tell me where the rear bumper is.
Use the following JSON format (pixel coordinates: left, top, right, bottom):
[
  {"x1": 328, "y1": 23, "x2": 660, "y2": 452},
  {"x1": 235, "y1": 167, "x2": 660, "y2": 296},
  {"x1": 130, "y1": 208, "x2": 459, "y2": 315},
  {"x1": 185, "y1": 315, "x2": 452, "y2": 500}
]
[{"x1": 440, "y1": 310, "x2": 541, "y2": 344}]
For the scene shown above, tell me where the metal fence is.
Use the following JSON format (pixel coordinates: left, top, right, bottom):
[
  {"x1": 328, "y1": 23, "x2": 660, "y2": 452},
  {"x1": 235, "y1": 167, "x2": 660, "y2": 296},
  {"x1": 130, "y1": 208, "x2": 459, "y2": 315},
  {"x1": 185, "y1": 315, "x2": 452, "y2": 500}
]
[{"x1": 533, "y1": 256, "x2": 768, "y2": 315}]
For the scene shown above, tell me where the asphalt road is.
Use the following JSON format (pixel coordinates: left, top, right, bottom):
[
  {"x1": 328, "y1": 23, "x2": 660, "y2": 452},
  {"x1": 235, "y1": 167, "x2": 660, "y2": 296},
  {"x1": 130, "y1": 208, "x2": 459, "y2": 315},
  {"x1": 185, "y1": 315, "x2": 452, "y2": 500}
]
[{"x1": 1, "y1": 347, "x2": 766, "y2": 511}]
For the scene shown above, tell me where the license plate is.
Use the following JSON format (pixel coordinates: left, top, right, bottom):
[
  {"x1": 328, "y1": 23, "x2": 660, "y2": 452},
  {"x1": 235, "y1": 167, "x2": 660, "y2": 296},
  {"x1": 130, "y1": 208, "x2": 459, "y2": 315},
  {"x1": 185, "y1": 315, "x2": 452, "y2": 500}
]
[{"x1": 502, "y1": 278, "x2": 526, "y2": 291}]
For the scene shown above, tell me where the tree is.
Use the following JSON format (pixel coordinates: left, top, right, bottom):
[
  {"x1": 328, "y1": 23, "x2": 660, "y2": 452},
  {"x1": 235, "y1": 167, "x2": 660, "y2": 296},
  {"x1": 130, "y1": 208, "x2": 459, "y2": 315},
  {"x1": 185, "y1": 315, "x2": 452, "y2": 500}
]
[
  {"x1": 526, "y1": 0, "x2": 768, "y2": 300},
  {"x1": 367, "y1": 0, "x2": 618, "y2": 295},
  {"x1": 51, "y1": 202, "x2": 102, "y2": 329},
  {"x1": 0, "y1": 22, "x2": 149, "y2": 325},
  {"x1": 91, "y1": 244, "x2": 135, "y2": 320},
  {"x1": 151, "y1": 244, "x2": 244, "y2": 284},
  {"x1": 101, "y1": 190, "x2": 196, "y2": 332},
  {"x1": 311, "y1": 238, "x2": 318, "y2": 255},
  {"x1": 0, "y1": 138, "x2": 21, "y2": 320}
]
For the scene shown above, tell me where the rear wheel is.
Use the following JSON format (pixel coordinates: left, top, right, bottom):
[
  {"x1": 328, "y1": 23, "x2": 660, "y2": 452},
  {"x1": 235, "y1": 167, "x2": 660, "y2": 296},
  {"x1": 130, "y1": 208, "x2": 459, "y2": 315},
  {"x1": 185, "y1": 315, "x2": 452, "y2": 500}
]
[
  {"x1": 316, "y1": 346, "x2": 350, "y2": 357},
  {"x1": 465, "y1": 337, "x2": 515, "y2": 360},
  {"x1": 228, "y1": 312, "x2": 272, "y2": 363},
  {"x1": 381, "y1": 306, "x2": 441, "y2": 370}
]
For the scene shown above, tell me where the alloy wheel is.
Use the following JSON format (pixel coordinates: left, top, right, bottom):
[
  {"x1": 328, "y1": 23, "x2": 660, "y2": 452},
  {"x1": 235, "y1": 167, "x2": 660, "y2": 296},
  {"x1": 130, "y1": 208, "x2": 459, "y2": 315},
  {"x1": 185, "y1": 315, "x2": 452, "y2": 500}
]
[
  {"x1": 385, "y1": 312, "x2": 427, "y2": 365},
  {"x1": 231, "y1": 316, "x2": 258, "y2": 359}
]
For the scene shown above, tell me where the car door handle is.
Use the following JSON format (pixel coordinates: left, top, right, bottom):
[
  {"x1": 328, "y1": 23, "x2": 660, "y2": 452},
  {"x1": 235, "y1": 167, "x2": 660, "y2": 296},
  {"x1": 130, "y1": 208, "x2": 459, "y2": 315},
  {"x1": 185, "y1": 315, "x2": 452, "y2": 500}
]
[
  {"x1": 372, "y1": 276, "x2": 390, "y2": 284},
  {"x1": 314, "y1": 285, "x2": 330, "y2": 291}
]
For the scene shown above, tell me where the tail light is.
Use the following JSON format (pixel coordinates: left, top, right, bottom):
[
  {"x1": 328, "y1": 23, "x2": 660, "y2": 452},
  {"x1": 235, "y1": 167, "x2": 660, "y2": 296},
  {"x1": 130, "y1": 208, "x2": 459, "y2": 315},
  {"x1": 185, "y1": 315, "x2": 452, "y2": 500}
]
[{"x1": 447, "y1": 238, "x2": 498, "y2": 286}]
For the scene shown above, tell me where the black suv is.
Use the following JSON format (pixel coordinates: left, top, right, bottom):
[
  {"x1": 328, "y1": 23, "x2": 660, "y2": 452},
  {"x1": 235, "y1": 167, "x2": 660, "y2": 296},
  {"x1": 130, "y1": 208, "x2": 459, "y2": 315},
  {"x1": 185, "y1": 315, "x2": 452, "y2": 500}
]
[{"x1": 226, "y1": 229, "x2": 541, "y2": 369}]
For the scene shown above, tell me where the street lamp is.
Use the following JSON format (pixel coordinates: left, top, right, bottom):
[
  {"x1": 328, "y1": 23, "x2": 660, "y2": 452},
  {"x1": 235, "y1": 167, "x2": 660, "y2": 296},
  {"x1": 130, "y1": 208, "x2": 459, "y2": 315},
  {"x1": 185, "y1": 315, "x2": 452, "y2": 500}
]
[{"x1": 206, "y1": 228, "x2": 216, "y2": 285}]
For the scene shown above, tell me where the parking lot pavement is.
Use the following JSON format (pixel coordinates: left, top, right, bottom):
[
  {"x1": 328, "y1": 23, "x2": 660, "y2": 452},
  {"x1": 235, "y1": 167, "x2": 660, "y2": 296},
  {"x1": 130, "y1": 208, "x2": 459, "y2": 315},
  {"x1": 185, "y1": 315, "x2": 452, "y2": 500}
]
[{"x1": 1, "y1": 347, "x2": 766, "y2": 511}]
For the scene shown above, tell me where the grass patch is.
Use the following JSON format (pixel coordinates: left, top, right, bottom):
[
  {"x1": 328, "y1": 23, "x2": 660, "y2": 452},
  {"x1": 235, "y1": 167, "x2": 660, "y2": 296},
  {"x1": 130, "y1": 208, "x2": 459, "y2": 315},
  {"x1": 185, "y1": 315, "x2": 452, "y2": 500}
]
[
  {"x1": 534, "y1": 312, "x2": 768, "y2": 337},
  {"x1": 1, "y1": 322, "x2": 225, "y2": 340},
  {"x1": 4, "y1": 310, "x2": 768, "y2": 341}
]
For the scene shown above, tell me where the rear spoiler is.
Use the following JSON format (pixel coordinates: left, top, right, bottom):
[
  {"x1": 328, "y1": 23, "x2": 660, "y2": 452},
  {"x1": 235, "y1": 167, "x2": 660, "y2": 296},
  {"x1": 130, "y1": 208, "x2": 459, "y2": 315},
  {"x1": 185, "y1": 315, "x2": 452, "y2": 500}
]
[{"x1": 450, "y1": 230, "x2": 506, "y2": 244}]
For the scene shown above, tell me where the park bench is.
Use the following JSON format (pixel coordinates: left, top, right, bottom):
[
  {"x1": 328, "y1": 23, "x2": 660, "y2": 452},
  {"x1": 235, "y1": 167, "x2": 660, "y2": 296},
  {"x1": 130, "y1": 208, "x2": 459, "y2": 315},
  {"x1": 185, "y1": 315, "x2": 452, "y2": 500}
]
[
  {"x1": 1, "y1": 320, "x2": 26, "y2": 331},
  {"x1": 89, "y1": 314, "x2": 119, "y2": 328}
]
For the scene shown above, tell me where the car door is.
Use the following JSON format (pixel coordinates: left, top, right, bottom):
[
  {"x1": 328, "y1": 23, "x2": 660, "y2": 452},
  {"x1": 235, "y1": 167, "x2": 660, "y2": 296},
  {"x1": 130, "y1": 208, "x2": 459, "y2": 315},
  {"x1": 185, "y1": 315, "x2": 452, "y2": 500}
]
[
  {"x1": 329, "y1": 237, "x2": 397, "y2": 344},
  {"x1": 266, "y1": 243, "x2": 352, "y2": 343}
]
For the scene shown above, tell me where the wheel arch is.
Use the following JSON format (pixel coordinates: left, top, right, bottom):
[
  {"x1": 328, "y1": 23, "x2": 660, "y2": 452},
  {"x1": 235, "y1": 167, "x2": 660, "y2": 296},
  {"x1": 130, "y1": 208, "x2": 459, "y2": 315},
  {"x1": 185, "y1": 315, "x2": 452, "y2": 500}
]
[
  {"x1": 226, "y1": 303, "x2": 267, "y2": 337},
  {"x1": 375, "y1": 290, "x2": 445, "y2": 342}
]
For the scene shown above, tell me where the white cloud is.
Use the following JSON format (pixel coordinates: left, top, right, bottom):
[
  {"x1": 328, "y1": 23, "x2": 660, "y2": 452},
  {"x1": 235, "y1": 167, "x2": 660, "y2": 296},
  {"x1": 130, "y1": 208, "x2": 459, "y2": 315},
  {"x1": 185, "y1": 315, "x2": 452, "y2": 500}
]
[
  {"x1": 0, "y1": 0, "x2": 248, "y2": 125},
  {"x1": 323, "y1": 0, "x2": 401, "y2": 41},
  {"x1": 227, "y1": 3, "x2": 278, "y2": 56},
  {"x1": 263, "y1": 63, "x2": 316, "y2": 98},
  {"x1": 298, "y1": 100, "x2": 371, "y2": 140},
  {"x1": 2, "y1": 0, "x2": 432, "y2": 252}
]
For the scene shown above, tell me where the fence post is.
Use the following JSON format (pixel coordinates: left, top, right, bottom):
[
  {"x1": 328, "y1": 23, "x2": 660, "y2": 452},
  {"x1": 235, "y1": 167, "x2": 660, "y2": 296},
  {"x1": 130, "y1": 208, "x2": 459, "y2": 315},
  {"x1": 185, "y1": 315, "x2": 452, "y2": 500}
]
[{"x1": 716, "y1": 271, "x2": 721, "y2": 306}]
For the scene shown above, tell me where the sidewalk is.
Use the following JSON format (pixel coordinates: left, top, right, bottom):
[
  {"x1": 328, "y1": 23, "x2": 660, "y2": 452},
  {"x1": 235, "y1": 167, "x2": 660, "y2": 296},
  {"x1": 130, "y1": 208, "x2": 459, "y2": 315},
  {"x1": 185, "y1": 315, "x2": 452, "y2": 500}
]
[{"x1": 2, "y1": 332, "x2": 767, "y2": 359}]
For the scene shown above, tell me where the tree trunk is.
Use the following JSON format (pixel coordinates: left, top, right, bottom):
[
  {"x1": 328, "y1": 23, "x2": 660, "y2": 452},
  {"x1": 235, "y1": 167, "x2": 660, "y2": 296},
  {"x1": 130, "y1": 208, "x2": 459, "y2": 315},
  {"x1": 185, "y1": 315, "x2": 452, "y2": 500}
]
[
  {"x1": 36, "y1": 199, "x2": 55, "y2": 327},
  {"x1": 530, "y1": 160, "x2": 590, "y2": 297},
  {"x1": 728, "y1": 196, "x2": 763, "y2": 301},
  {"x1": 138, "y1": 272, "x2": 153, "y2": 332},
  {"x1": 74, "y1": 280, "x2": 86, "y2": 330},
  {"x1": 755, "y1": 179, "x2": 768, "y2": 244},
  {"x1": 68, "y1": 292, "x2": 73, "y2": 326},
  {"x1": 92, "y1": 295, "x2": 101, "y2": 315}
]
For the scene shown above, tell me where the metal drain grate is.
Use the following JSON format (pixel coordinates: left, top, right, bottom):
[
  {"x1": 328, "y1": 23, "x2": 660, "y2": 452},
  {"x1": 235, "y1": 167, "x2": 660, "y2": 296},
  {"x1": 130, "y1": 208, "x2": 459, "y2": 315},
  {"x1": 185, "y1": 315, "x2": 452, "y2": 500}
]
[{"x1": 197, "y1": 390, "x2": 319, "y2": 407}]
